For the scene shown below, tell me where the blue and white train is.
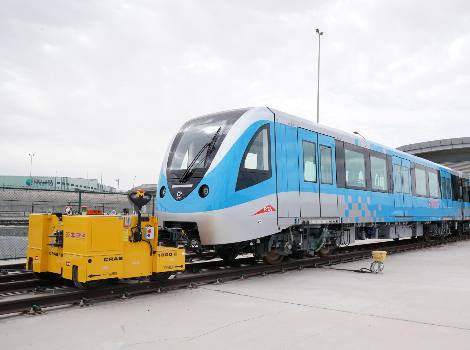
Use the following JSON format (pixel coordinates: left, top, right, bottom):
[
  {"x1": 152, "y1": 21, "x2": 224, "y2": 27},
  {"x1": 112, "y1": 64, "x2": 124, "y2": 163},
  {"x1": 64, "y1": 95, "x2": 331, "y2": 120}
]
[{"x1": 156, "y1": 107, "x2": 470, "y2": 263}]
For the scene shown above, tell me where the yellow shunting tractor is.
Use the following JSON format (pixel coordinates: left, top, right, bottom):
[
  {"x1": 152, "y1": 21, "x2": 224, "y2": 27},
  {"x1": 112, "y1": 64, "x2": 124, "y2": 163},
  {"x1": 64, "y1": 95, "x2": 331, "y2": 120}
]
[{"x1": 26, "y1": 190, "x2": 185, "y2": 288}]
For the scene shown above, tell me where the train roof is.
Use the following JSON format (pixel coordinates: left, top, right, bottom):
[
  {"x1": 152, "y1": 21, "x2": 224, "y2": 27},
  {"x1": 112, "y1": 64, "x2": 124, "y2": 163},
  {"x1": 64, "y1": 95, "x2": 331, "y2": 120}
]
[
  {"x1": 179, "y1": 106, "x2": 466, "y2": 178},
  {"x1": 268, "y1": 107, "x2": 463, "y2": 176}
]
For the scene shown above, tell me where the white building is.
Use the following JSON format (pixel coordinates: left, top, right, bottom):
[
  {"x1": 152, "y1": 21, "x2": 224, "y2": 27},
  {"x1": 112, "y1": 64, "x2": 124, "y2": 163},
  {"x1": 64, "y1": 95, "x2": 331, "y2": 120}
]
[{"x1": 0, "y1": 175, "x2": 116, "y2": 192}]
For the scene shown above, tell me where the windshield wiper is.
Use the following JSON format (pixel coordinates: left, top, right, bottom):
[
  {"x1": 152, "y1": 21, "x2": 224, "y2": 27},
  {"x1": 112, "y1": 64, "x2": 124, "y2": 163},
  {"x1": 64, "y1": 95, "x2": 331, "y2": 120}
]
[{"x1": 179, "y1": 127, "x2": 222, "y2": 183}]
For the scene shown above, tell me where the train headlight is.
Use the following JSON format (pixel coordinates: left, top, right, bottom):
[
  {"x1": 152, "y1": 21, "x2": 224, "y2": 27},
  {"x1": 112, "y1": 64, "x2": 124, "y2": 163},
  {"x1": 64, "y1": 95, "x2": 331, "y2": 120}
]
[
  {"x1": 159, "y1": 186, "x2": 166, "y2": 198},
  {"x1": 199, "y1": 184, "x2": 209, "y2": 198}
]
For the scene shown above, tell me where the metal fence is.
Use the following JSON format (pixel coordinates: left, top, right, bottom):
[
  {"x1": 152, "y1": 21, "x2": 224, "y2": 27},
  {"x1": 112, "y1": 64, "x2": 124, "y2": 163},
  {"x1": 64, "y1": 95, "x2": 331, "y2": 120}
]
[{"x1": 0, "y1": 187, "x2": 152, "y2": 259}]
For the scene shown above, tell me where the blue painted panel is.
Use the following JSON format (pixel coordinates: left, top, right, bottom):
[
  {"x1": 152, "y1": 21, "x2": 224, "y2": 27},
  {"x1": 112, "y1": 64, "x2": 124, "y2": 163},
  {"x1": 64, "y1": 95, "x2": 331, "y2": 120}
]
[
  {"x1": 286, "y1": 128, "x2": 300, "y2": 193},
  {"x1": 275, "y1": 122, "x2": 300, "y2": 217},
  {"x1": 298, "y1": 128, "x2": 318, "y2": 194},
  {"x1": 157, "y1": 120, "x2": 276, "y2": 213},
  {"x1": 337, "y1": 188, "x2": 395, "y2": 223},
  {"x1": 318, "y1": 133, "x2": 338, "y2": 217},
  {"x1": 392, "y1": 156, "x2": 404, "y2": 217},
  {"x1": 298, "y1": 128, "x2": 319, "y2": 217},
  {"x1": 401, "y1": 159, "x2": 413, "y2": 217}
]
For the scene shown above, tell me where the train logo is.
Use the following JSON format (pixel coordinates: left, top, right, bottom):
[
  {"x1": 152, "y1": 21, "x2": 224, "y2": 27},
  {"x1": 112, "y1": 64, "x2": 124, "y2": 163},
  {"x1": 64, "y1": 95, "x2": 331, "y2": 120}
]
[
  {"x1": 254, "y1": 205, "x2": 276, "y2": 215},
  {"x1": 65, "y1": 232, "x2": 85, "y2": 239}
]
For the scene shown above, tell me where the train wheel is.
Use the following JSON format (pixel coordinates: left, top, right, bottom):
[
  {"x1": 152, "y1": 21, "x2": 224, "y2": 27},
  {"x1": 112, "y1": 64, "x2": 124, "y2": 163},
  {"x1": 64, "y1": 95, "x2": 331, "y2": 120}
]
[
  {"x1": 318, "y1": 246, "x2": 332, "y2": 257},
  {"x1": 263, "y1": 251, "x2": 284, "y2": 265},
  {"x1": 33, "y1": 272, "x2": 60, "y2": 281},
  {"x1": 72, "y1": 266, "x2": 86, "y2": 289},
  {"x1": 423, "y1": 229, "x2": 433, "y2": 242},
  {"x1": 72, "y1": 266, "x2": 105, "y2": 289},
  {"x1": 217, "y1": 245, "x2": 239, "y2": 263}
]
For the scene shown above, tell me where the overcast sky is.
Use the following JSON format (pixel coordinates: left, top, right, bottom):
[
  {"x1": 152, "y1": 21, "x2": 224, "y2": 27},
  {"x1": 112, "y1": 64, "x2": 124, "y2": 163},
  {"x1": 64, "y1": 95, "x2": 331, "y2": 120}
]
[{"x1": 1, "y1": 0, "x2": 469, "y2": 190}]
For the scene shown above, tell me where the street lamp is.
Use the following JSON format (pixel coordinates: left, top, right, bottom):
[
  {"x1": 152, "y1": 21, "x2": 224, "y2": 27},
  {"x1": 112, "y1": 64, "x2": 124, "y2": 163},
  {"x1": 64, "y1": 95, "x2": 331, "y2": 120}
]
[
  {"x1": 28, "y1": 153, "x2": 35, "y2": 178},
  {"x1": 353, "y1": 131, "x2": 366, "y2": 140},
  {"x1": 315, "y1": 28, "x2": 324, "y2": 124}
]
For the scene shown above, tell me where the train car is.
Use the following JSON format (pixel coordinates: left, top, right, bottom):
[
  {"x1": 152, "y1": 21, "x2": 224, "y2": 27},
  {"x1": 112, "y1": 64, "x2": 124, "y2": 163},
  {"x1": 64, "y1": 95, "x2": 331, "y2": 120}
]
[{"x1": 156, "y1": 107, "x2": 470, "y2": 263}]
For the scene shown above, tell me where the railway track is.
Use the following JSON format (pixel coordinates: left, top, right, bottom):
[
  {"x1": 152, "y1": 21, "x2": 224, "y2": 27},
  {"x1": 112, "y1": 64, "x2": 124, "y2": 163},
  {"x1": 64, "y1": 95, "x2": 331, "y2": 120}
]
[
  {"x1": 0, "y1": 234, "x2": 468, "y2": 317},
  {"x1": 0, "y1": 256, "x2": 257, "y2": 295},
  {"x1": 0, "y1": 263, "x2": 27, "y2": 270}
]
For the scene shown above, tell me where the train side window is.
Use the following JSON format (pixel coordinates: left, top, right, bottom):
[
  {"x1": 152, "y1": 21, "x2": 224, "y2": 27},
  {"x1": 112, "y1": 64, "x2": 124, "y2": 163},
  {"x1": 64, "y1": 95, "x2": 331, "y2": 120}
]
[
  {"x1": 448, "y1": 178, "x2": 453, "y2": 200},
  {"x1": 441, "y1": 175, "x2": 451, "y2": 200},
  {"x1": 440, "y1": 175, "x2": 446, "y2": 199},
  {"x1": 448, "y1": 178, "x2": 453, "y2": 199},
  {"x1": 401, "y1": 167, "x2": 411, "y2": 194},
  {"x1": 393, "y1": 165, "x2": 402, "y2": 193},
  {"x1": 236, "y1": 125, "x2": 272, "y2": 191},
  {"x1": 451, "y1": 175, "x2": 459, "y2": 201},
  {"x1": 345, "y1": 149, "x2": 366, "y2": 188},
  {"x1": 415, "y1": 168, "x2": 427, "y2": 196},
  {"x1": 370, "y1": 156, "x2": 387, "y2": 192},
  {"x1": 320, "y1": 145, "x2": 333, "y2": 184},
  {"x1": 463, "y1": 179, "x2": 470, "y2": 202},
  {"x1": 302, "y1": 141, "x2": 317, "y2": 182},
  {"x1": 335, "y1": 141, "x2": 346, "y2": 188},
  {"x1": 428, "y1": 170, "x2": 440, "y2": 198}
]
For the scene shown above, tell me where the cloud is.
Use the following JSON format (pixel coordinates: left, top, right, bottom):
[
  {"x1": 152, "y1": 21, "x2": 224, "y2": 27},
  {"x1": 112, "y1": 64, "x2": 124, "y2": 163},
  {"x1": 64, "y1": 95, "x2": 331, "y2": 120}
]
[{"x1": 1, "y1": 0, "x2": 469, "y2": 189}]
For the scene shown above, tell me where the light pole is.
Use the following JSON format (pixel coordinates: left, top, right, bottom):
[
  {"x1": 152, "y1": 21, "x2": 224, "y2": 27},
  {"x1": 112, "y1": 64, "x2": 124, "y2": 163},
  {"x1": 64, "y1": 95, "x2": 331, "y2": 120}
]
[
  {"x1": 315, "y1": 28, "x2": 324, "y2": 124},
  {"x1": 353, "y1": 131, "x2": 366, "y2": 140},
  {"x1": 28, "y1": 153, "x2": 35, "y2": 178}
]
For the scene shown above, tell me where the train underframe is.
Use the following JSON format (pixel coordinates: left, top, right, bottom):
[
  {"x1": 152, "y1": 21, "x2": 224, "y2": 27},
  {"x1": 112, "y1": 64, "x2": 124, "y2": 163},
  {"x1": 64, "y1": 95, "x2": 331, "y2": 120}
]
[{"x1": 160, "y1": 220, "x2": 470, "y2": 264}]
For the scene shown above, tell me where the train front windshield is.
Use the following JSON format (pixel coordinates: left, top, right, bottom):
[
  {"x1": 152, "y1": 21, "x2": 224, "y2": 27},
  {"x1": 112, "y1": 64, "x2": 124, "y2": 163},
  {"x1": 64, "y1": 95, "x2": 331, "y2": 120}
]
[
  {"x1": 167, "y1": 109, "x2": 247, "y2": 172},
  {"x1": 169, "y1": 121, "x2": 221, "y2": 171}
]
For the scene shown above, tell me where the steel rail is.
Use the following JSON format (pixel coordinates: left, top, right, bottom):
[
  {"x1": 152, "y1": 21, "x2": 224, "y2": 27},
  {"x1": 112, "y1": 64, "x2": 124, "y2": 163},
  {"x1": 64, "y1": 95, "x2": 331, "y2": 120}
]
[
  {"x1": 0, "y1": 257, "x2": 256, "y2": 294},
  {"x1": 0, "y1": 272, "x2": 35, "y2": 283},
  {"x1": 0, "y1": 234, "x2": 468, "y2": 316},
  {"x1": 0, "y1": 237, "x2": 439, "y2": 272}
]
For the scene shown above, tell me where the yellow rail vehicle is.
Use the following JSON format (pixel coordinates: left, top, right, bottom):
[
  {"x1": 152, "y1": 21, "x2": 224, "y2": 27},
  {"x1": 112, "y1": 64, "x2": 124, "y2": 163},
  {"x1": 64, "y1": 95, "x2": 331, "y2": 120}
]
[{"x1": 26, "y1": 191, "x2": 185, "y2": 288}]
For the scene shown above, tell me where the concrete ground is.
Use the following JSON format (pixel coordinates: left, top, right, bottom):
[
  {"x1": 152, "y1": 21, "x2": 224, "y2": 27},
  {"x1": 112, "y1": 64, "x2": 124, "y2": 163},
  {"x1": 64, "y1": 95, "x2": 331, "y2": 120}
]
[{"x1": 1, "y1": 240, "x2": 470, "y2": 350}]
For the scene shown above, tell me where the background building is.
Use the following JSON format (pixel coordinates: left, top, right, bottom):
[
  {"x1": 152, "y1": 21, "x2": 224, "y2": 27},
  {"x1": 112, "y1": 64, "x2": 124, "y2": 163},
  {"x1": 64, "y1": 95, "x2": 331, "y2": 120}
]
[
  {"x1": 398, "y1": 137, "x2": 470, "y2": 175},
  {"x1": 0, "y1": 175, "x2": 116, "y2": 192}
]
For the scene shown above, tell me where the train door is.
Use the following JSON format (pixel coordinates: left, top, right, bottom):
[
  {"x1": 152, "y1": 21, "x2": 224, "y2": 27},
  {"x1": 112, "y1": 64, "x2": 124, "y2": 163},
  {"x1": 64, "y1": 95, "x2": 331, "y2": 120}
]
[
  {"x1": 440, "y1": 170, "x2": 451, "y2": 215},
  {"x1": 318, "y1": 134, "x2": 338, "y2": 217},
  {"x1": 401, "y1": 159, "x2": 413, "y2": 217},
  {"x1": 275, "y1": 123, "x2": 300, "y2": 218},
  {"x1": 392, "y1": 156, "x2": 404, "y2": 217},
  {"x1": 298, "y1": 128, "x2": 320, "y2": 217}
]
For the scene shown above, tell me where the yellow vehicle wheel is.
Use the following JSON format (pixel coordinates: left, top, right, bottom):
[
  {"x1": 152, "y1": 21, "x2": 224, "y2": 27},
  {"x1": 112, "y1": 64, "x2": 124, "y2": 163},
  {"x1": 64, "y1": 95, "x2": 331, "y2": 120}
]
[
  {"x1": 149, "y1": 272, "x2": 172, "y2": 282},
  {"x1": 33, "y1": 272, "x2": 60, "y2": 281},
  {"x1": 72, "y1": 266, "x2": 105, "y2": 289}
]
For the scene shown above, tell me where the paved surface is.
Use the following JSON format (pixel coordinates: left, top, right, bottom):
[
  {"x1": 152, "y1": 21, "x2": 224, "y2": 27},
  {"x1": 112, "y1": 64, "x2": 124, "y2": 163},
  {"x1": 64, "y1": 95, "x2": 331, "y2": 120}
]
[{"x1": 1, "y1": 240, "x2": 470, "y2": 350}]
